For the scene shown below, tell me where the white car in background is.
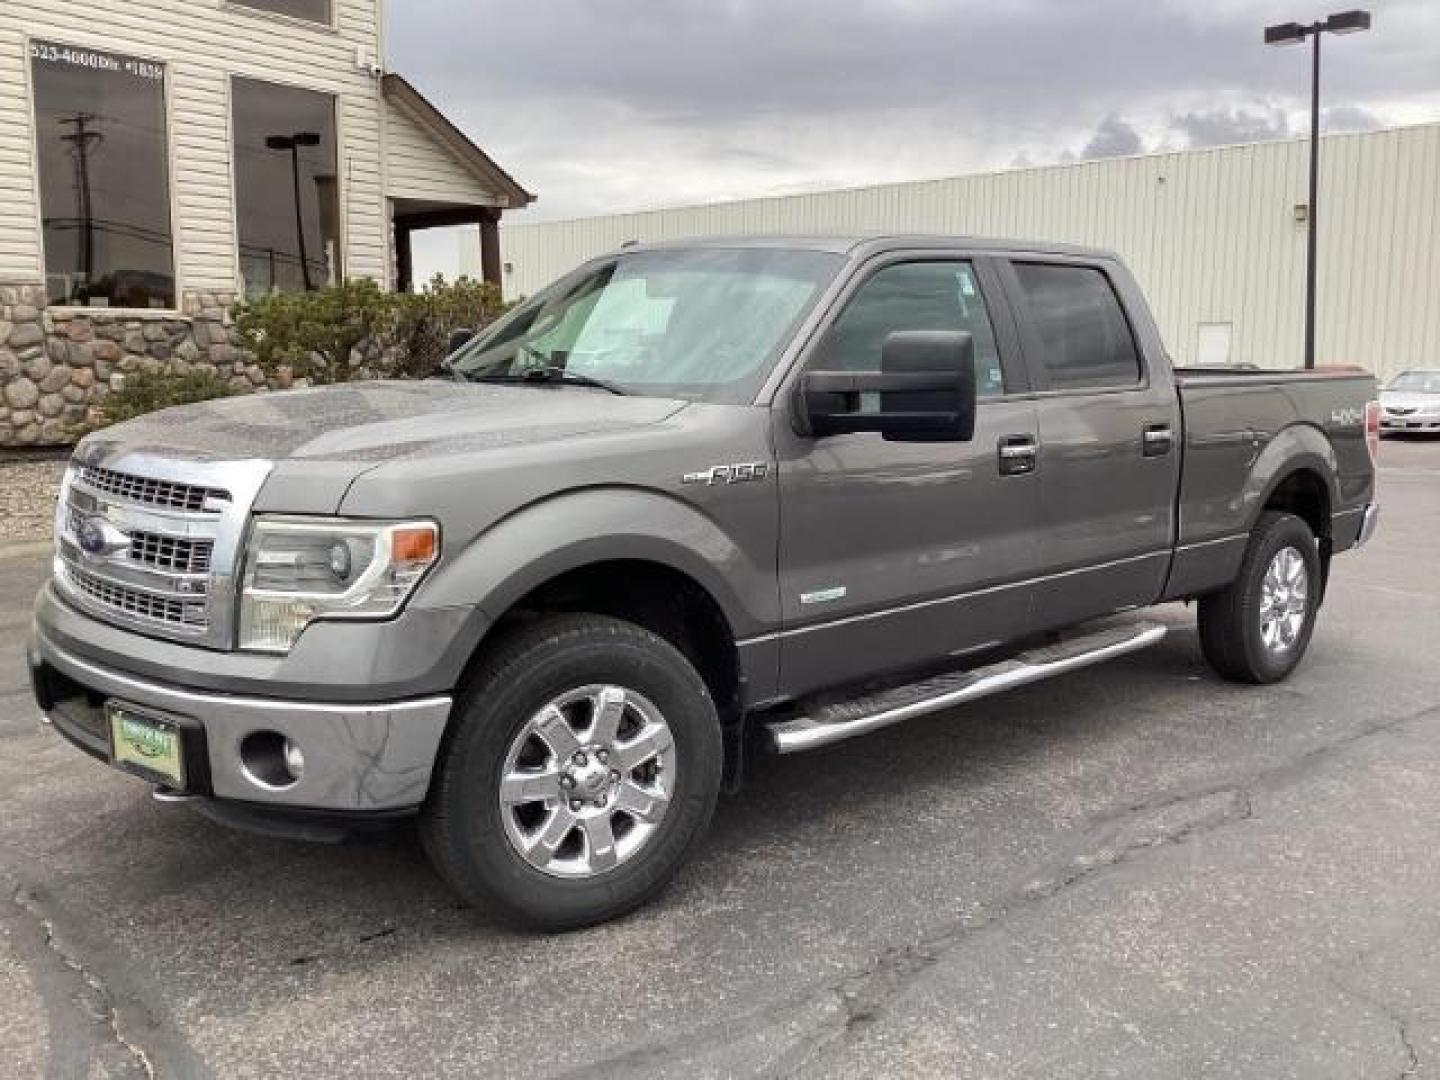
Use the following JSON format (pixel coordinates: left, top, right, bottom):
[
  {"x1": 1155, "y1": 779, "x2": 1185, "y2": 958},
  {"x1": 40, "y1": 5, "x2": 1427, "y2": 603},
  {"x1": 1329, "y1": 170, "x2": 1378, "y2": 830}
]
[{"x1": 1379, "y1": 370, "x2": 1440, "y2": 434}]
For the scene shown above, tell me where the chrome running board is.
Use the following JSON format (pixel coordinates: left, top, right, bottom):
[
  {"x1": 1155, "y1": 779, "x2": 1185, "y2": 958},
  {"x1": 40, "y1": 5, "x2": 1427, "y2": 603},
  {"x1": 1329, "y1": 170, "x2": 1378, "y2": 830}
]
[{"x1": 764, "y1": 621, "x2": 1167, "y2": 754}]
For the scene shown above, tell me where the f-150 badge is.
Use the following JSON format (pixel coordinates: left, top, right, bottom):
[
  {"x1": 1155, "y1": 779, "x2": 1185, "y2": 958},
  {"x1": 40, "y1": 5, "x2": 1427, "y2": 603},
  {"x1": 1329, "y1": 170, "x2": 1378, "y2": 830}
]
[{"x1": 682, "y1": 463, "x2": 770, "y2": 486}]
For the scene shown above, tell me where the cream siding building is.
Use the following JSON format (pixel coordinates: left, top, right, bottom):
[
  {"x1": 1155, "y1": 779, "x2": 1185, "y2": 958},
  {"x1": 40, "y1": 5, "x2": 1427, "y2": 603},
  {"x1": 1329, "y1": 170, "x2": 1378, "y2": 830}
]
[
  {"x1": 0, "y1": 0, "x2": 532, "y2": 445},
  {"x1": 502, "y1": 123, "x2": 1440, "y2": 383}
]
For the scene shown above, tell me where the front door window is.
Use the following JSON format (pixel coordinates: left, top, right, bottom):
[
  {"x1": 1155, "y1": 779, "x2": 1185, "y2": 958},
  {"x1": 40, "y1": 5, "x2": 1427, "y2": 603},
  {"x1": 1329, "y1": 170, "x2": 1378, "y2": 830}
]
[{"x1": 819, "y1": 260, "x2": 1006, "y2": 397}]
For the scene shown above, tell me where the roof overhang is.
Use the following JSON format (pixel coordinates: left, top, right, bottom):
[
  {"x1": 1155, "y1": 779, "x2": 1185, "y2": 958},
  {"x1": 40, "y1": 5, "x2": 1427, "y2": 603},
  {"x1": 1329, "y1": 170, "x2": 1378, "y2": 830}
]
[{"x1": 381, "y1": 73, "x2": 535, "y2": 210}]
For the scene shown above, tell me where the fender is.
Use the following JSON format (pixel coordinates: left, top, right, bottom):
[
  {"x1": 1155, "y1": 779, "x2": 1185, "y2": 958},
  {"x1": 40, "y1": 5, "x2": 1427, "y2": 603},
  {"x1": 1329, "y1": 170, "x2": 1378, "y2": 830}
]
[
  {"x1": 1164, "y1": 422, "x2": 1338, "y2": 601},
  {"x1": 1241, "y1": 422, "x2": 1339, "y2": 534},
  {"x1": 414, "y1": 485, "x2": 779, "y2": 642}
]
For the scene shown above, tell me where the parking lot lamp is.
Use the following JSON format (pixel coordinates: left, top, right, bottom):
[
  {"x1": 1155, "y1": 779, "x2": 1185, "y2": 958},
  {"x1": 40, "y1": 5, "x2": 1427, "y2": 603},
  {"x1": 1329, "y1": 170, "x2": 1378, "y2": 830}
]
[
  {"x1": 265, "y1": 131, "x2": 323, "y2": 291},
  {"x1": 1264, "y1": 10, "x2": 1372, "y2": 370}
]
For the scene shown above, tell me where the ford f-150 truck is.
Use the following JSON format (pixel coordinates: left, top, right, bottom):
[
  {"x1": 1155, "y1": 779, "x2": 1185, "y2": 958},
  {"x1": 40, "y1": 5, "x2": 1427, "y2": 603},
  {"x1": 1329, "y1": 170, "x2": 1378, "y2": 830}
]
[{"x1": 29, "y1": 235, "x2": 1380, "y2": 930}]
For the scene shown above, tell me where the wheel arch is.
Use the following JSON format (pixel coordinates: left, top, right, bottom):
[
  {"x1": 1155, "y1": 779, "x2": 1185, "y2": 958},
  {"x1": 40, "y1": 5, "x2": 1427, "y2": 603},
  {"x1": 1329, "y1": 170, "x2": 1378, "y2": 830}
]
[
  {"x1": 1245, "y1": 425, "x2": 1341, "y2": 601},
  {"x1": 1258, "y1": 465, "x2": 1332, "y2": 540},
  {"x1": 420, "y1": 488, "x2": 775, "y2": 788},
  {"x1": 420, "y1": 487, "x2": 774, "y2": 643},
  {"x1": 484, "y1": 558, "x2": 743, "y2": 726},
  {"x1": 1245, "y1": 423, "x2": 1340, "y2": 540}
]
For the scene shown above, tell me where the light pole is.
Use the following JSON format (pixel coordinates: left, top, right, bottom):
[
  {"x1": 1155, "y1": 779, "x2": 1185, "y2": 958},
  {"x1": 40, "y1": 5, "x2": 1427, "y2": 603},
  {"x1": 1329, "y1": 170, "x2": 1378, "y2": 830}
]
[
  {"x1": 265, "y1": 131, "x2": 322, "y2": 290},
  {"x1": 1264, "y1": 10, "x2": 1371, "y2": 370}
]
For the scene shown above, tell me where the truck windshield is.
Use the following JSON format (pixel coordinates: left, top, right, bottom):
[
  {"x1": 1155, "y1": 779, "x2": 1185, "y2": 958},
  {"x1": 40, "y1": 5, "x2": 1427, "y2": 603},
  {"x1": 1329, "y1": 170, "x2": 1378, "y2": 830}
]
[{"x1": 447, "y1": 247, "x2": 842, "y2": 404}]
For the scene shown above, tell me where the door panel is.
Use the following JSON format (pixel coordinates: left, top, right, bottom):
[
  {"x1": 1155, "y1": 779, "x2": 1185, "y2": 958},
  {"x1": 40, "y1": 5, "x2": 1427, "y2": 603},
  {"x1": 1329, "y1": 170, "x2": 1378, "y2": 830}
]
[
  {"x1": 1028, "y1": 391, "x2": 1179, "y2": 625},
  {"x1": 1001, "y1": 259, "x2": 1180, "y2": 628},
  {"x1": 775, "y1": 402, "x2": 1041, "y2": 696},
  {"x1": 773, "y1": 256, "x2": 1043, "y2": 699}
]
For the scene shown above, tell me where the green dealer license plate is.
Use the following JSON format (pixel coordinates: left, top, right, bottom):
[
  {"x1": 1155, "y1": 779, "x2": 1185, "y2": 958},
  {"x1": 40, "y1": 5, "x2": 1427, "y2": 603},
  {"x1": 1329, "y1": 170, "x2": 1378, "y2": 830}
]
[{"x1": 107, "y1": 702, "x2": 185, "y2": 787}]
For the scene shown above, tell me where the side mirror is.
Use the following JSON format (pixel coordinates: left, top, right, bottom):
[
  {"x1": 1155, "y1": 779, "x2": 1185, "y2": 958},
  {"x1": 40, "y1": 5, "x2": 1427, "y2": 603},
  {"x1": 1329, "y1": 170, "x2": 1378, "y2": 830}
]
[
  {"x1": 798, "y1": 330, "x2": 978, "y2": 442},
  {"x1": 447, "y1": 327, "x2": 475, "y2": 355}
]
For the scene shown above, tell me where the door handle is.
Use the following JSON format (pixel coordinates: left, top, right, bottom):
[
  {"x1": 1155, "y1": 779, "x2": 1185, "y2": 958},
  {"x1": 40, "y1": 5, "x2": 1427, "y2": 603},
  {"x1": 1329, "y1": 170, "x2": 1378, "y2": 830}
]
[
  {"x1": 998, "y1": 434, "x2": 1038, "y2": 476},
  {"x1": 1142, "y1": 423, "x2": 1174, "y2": 457}
]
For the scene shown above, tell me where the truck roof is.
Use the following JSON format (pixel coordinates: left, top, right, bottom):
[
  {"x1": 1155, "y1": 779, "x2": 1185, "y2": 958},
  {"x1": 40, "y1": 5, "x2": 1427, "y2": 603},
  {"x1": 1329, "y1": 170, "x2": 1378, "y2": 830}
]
[{"x1": 619, "y1": 233, "x2": 1121, "y2": 261}]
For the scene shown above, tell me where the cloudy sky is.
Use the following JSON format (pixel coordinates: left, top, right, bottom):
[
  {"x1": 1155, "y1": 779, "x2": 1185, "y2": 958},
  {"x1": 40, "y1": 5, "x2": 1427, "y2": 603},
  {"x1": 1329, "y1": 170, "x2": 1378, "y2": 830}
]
[{"x1": 388, "y1": 0, "x2": 1440, "y2": 275}]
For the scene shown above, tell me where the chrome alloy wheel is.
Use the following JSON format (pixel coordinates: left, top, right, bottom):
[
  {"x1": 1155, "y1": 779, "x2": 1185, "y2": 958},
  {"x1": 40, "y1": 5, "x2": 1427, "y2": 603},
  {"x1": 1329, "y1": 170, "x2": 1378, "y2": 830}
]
[
  {"x1": 1259, "y1": 546, "x2": 1309, "y2": 653},
  {"x1": 499, "y1": 685, "x2": 677, "y2": 879}
]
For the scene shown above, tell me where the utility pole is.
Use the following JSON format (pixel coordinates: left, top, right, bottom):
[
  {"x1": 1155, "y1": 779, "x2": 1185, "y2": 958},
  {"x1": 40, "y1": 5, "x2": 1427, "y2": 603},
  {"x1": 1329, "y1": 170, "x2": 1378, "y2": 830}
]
[
  {"x1": 58, "y1": 113, "x2": 103, "y2": 290},
  {"x1": 1305, "y1": 27, "x2": 1321, "y2": 373}
]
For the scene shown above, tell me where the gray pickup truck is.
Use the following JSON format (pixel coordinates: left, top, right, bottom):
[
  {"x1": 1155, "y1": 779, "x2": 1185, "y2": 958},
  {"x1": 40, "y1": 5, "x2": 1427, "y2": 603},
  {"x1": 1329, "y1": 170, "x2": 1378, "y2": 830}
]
[{"x1": 29, "y1": 235, "x2": 1380, "y2": 929}]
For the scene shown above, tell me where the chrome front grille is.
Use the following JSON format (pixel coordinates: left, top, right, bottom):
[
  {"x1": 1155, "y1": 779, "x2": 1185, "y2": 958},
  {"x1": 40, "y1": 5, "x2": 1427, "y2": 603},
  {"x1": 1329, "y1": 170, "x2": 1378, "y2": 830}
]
[
  {"x1": 129, "y1": 530, "x2": 213, "y2": 574},
  {"x1": 77, "y1": 464, "x2": 230, "y2": 513},
  {"x1": 62, "y1": 562, "x2": 209, "y2": 630},
  {"x1": 54, "y1": 454, "x2": 272, "y2": 649},
  {"x1": 65, "y1": 506, "x2": 214, "y2": 575}
]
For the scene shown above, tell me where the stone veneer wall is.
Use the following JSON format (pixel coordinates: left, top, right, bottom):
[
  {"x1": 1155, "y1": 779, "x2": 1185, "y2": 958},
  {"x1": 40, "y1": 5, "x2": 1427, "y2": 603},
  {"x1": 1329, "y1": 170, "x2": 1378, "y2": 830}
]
[{"x1": 0, "y1": 284, "x2": 266, "y2": 448}]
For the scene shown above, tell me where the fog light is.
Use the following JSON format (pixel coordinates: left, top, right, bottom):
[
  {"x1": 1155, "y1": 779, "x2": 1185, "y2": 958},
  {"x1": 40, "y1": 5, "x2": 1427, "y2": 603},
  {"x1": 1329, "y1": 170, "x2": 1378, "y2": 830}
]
[
  {"x1": 239, "y1": 731, "x2": 304, "y2": 790},
  {"x1": 283, "y1": 739, "x2": 306, "y2": 780}
]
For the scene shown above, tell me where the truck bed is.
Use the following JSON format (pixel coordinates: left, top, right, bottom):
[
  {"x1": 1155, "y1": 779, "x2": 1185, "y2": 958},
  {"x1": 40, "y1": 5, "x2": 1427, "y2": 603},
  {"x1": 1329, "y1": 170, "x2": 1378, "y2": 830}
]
[{"x1": 1168, "y1": 364, "x2": 1376, "y2": 592}]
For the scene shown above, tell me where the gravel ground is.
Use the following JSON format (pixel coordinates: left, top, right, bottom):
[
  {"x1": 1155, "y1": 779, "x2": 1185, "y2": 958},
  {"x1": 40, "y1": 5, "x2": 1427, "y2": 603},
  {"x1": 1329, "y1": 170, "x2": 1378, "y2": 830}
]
[{"x1": 0, "y1": 457, "x2": 66, "y2": 543}]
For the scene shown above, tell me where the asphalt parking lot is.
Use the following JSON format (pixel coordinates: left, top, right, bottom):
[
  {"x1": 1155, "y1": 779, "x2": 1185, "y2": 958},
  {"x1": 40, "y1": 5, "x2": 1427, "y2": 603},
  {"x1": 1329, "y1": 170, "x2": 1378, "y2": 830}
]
[{"x1": 1, "y1": 439, "x2": 1438, "y2": 1079}]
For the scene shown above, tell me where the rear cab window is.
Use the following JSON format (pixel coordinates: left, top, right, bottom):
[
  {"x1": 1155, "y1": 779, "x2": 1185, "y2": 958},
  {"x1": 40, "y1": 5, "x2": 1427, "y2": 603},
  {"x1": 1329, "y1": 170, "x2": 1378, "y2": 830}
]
[{"x1": 1010, "y1": 262, "x2": 1142, "y2": 391}]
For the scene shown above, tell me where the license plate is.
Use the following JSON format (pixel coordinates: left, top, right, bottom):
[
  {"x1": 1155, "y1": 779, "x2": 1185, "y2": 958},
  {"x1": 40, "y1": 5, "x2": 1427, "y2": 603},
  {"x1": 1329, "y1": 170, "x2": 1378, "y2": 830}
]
[{"x1": 107, "y1": 701, "x2": 185, "y2": 787}]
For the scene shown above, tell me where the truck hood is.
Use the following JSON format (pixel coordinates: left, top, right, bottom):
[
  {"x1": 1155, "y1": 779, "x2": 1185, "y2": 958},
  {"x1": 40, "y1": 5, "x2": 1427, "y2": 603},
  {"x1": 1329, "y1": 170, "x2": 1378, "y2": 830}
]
[{"x1": 79, "y1": 380, "x2": 689, "y2": 464}]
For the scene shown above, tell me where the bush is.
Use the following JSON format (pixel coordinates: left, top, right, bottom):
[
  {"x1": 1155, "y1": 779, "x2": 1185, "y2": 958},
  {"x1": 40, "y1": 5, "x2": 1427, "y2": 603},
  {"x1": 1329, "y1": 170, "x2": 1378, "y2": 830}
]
[
  {"x1": 233, "y1": 275, "x2": 511, "y2": 385},
  {"x1": 93, "y1": 371, "x2": 238, "y2": 426},
  {"x1": 392, "y1": 275, "x2": 511, "y2": 379},
  {"x1": 234, "y1": 278, "x2": 396, "y2": 386}
]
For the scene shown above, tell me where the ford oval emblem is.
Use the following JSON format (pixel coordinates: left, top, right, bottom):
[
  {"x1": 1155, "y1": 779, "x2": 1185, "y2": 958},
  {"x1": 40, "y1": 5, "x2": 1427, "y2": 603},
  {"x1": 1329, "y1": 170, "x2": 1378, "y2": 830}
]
[{"x1": 77, "y1": 516, "x2": 108, "y2": 556}]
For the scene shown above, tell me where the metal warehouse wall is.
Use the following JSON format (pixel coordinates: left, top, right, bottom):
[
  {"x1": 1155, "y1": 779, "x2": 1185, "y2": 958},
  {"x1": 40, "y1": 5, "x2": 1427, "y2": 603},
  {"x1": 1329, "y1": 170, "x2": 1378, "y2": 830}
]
[{"x1": 501, "y1": 123, "x2": 1440, "y2": 382}]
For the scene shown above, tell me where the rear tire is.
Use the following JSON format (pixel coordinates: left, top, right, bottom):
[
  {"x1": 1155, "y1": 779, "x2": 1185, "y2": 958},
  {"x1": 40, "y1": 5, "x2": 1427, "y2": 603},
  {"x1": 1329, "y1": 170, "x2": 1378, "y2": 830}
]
[
  {"x1": 421, "y1": 614, "x2": 723, "y2": 931},
  {"x1": 1197, "y1": 511, "x2": 1321, "y2": 684}
]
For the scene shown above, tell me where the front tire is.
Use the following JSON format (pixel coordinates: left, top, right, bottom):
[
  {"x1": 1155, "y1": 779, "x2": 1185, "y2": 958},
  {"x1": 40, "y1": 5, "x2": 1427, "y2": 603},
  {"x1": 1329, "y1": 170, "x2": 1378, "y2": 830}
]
[
  {"x1": 421, "y1": 614, "x2": 723, "y2": 931},
  {"x1": 1197, "y1": 511, "x2": 1321, "y2": 684}
]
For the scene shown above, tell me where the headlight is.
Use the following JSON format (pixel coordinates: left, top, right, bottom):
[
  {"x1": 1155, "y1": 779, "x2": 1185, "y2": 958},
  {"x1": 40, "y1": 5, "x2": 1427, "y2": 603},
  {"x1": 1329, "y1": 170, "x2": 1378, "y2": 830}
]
[{"x1": 239, "y1": 517, "x2": 440, "y2": 653}]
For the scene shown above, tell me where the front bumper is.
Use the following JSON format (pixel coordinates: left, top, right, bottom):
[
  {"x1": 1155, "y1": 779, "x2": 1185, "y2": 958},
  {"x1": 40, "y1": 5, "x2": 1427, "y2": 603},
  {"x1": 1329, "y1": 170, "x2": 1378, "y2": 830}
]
[
  {"x1": 29, "y1": 625, "x2": 452, "y2": 813},
  {"x1": 1381, "y1": 416, "x2": 1440, "y2": 432}
]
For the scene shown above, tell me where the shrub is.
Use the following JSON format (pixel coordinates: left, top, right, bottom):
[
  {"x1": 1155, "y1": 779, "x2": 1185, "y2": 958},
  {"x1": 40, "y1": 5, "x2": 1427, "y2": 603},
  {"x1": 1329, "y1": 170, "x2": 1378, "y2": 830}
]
[
  {"x1": 233, "y1": 275, "x2": 513, "y2": 385},
  {"x1": 93, "y1": 371, "x2": 238, "y2": 426},
  {"x1": 233, "y1": 278, "x2": 397, "y2": 386},
  {"x1": 392, "y1": 275, "x2": 511, "y2": 379}
]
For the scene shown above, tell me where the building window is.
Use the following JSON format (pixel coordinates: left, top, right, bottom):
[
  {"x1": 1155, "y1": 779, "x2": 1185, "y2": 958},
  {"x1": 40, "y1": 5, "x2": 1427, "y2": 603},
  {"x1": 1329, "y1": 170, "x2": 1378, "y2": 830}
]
[
  {"x1": 30, "y1": 41, "x2": 175, "y2": 309},
  {"x1": 230, "y1": 0, "x2": 331, "y2": 24},
  {"x1": 232, "y1": 77, "x2": 342, "y2": 298}
]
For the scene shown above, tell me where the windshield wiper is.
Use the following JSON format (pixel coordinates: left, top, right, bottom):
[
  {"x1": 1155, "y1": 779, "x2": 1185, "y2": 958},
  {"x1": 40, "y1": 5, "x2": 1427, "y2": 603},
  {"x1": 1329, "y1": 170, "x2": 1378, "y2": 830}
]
[
  {"x1": 433, "y1": 356, "x2": 468, "y2": 383},
  {"x1": 475, "y1": 367, "x2": 628, "y2": 396}
]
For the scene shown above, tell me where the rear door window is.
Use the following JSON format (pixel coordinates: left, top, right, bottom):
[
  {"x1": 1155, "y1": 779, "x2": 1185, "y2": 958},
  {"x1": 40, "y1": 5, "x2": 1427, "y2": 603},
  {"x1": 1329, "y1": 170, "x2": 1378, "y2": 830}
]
[{"x1": 1011, "y1": 263, "x2": 1141, "y2": 390}]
